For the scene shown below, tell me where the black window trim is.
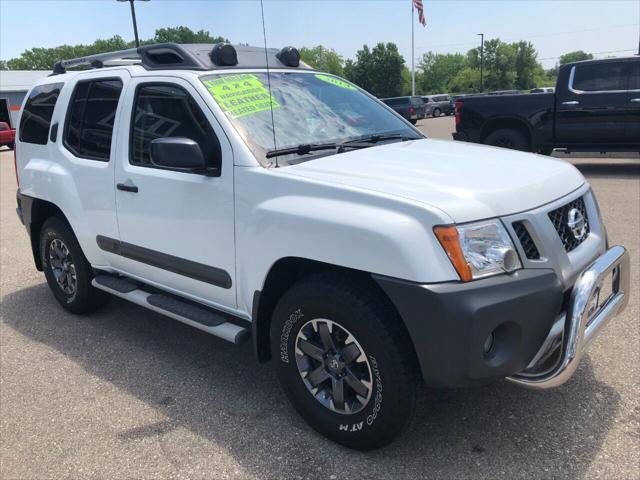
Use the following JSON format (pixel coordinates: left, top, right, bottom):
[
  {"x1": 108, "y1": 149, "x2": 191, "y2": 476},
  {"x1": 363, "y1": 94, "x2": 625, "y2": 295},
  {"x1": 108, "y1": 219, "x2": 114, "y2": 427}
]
[
  {"x1": 128, "y1": 81, "x2": 222, "y2": 175},
  {"x1": 568, "y1": 62, "x2": 637, "y2": 95},
  {"x1": 63, "y1": 76, "x2": 123, "y2": 162},
  {"x1": 19, "y1": 82, "x2": 64, "y2": 145}
]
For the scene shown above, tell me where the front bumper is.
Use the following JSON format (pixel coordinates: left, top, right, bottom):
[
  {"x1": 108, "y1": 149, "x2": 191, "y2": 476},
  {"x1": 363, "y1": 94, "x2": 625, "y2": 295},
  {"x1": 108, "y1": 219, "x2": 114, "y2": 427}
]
[
  {"x1": 507, "y1": 245, "x2": 629, "y2": 389},
  {"x1": 373, "y1": 246, "x2": 630, "y2": 388}
]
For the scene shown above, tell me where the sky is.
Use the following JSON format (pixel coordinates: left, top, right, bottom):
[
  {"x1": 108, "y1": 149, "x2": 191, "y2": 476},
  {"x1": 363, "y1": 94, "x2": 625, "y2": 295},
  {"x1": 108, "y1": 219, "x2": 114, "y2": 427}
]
[{"x1": 1, "y1": 0, "x2": 639, "y2": 69}]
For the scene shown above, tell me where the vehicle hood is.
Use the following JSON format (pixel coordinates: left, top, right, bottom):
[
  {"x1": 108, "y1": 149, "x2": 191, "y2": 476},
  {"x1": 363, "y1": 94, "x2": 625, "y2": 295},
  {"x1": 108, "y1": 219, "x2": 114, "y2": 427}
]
[{"x1": 282, "y1": 139, "x2": 585, "y2": 223}]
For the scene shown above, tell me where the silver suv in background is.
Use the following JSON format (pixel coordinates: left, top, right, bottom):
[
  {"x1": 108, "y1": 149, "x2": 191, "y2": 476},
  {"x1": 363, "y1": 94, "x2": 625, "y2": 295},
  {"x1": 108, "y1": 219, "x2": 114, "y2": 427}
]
[{"x1": 422, "y1": 94, "x2": 453, "y2": 117}]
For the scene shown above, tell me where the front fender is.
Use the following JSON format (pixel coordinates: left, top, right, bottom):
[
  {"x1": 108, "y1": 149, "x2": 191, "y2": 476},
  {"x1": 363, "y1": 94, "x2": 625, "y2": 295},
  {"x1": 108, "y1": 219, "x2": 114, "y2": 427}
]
[{"x1": 234, "y1": 167, "x2": 458, "y2": 315}]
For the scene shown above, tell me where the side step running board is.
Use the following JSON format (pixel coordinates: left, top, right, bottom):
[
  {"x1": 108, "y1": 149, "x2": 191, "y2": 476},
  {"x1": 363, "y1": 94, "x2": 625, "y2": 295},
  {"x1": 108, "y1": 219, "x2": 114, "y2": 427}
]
[{"x1": 93, "y1": 275, "x2": 249, "y2": 345}]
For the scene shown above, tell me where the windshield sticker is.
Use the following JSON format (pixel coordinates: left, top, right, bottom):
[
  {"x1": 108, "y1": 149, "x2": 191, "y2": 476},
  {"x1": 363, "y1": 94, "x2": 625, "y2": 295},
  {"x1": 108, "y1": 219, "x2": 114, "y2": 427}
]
[
  {"x1": 203, "y1": 74, "x2": 280, "y2": 118},
  {"x1": 315, "y1": 74, "x2": 358, "y2": 90}
]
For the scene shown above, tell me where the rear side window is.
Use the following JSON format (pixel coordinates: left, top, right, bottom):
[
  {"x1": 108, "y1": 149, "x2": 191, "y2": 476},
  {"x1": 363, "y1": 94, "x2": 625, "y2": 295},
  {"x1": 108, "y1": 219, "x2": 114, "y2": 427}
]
[
  {"x1": 410, "y1": 97, "x2": 424, "y2": 106},
  {"x1": 384, "y1": 98, "x2": 403, "y2": 106},
  {"x1": 64, "y1": 78, "x2": 123, "y2": 161},
  {"x1": 572, "y1": 62, "x2": 627, "y2": 92},
  {"x1": 130, "y1": 83, "x2": 220, "y2": 168},
  {"x1": 19, "y1": 83, "x2": 63, "y2": 145}
]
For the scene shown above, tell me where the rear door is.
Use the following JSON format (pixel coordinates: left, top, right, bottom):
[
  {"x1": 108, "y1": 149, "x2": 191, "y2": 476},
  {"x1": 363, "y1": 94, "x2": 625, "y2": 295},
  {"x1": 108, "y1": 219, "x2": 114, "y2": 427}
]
[
  {"x1": 112, "y1": 77, "x2": 236, "y2": 309},
  {"x1": 554, "y1": 61, "x2": 629, "y2": 146}
]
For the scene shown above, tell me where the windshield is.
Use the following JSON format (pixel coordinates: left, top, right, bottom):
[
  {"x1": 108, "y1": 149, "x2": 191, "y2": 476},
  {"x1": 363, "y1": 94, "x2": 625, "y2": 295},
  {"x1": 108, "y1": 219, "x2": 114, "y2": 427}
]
[{"x1": 200, "y1": 72, "x2": 422, "y2": 165}]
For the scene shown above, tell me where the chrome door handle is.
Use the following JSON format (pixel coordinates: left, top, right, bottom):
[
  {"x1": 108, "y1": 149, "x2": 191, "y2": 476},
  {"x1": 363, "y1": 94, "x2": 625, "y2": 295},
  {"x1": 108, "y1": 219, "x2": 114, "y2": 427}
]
[
  {"x1": 562, "y1": 101, "x2": 580, "y2": 105},
  {"x1": 631, "y1": 98, "x2": 640, "y2": 103}
]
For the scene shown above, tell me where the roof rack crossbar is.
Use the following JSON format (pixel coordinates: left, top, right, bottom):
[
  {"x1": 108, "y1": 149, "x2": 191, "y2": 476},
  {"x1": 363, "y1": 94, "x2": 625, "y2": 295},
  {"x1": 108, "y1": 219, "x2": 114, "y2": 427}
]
[{"x1": 53, "y1": 47, "x2": 142, "y2": 74}]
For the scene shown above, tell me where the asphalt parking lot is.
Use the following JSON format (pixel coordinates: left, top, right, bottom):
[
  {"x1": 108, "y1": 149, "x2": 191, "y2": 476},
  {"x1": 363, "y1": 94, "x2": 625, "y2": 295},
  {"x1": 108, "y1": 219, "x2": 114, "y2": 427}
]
[{"x1": 1, "y1": 118, "x2": 639, "y2": 479}]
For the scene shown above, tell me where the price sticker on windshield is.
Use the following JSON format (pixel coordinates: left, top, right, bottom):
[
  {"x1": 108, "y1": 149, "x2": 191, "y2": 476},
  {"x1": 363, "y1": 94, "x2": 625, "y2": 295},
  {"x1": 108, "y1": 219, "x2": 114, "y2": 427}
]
[
  {"x1": 315, "y1": 74, "x2": 358, "y2": 90},
  {"x1": 203, "y1": 74, "x2": 280, "y2": 118}
]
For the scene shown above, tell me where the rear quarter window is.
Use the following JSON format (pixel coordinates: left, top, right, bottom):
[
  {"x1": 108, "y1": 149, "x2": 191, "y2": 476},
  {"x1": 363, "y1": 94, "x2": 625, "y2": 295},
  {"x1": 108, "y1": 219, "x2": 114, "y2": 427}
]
[
  {"x1": 19, "y1": 83, "x2": 64, "y2": 145},
  {"x1": 572, "y1": 62, "x2": 627, "y2": 92}
]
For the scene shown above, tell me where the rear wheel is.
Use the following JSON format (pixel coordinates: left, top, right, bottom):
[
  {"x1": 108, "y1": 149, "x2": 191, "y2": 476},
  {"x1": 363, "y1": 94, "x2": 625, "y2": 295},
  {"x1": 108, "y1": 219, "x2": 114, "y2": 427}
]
[
  {"x1": 270, "y1": 273, "x2": 421, "y2": 450},
  {"x1": 40, "y1": 217, "x2": 109, "y2": 314},
  {"x1": 432, "y1": 108, "x2": 441, "y2": 117},
  {"x1": 8, "y1": 142, "x2": 15, "y2": 150},
  {"x1": 484, "y1": 128, "x2": 530, "y2": 151}
]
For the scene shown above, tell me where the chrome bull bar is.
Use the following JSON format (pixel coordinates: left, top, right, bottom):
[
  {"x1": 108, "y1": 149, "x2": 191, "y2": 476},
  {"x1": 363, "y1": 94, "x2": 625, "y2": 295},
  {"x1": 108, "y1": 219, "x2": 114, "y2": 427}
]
[{"x1": 507, "y1": 245, "x2": 630, "y2": 389}]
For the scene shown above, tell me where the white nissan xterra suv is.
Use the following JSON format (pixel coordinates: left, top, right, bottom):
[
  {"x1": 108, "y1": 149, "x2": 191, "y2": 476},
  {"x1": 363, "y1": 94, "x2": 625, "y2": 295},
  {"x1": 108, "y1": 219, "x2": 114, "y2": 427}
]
[{"x1": 15, "y1": 43, "x2": 630, "y2": 450}]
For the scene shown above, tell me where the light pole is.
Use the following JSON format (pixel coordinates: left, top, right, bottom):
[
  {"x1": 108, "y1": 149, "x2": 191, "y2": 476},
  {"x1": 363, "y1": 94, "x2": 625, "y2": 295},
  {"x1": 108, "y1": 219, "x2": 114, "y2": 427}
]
[
  {"x1": 477, "y1": 33, "x2": 484, "y2": 92},
  {"x1": 117, "y1": 0, "x2": 150, "y2": 48}
]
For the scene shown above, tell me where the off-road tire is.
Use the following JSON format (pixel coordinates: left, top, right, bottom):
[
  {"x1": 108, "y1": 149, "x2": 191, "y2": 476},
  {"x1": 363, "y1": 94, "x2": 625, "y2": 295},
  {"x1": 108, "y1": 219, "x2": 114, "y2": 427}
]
[
  {"x1": 270, "y1": 272, "x2": 421, "y2": 450},
  {"x1": 40, "y1": 217, "x2": 109, "y2": 314},
  {"x1": 484, "y1": 128, "x2": 530, "y2": 151}
]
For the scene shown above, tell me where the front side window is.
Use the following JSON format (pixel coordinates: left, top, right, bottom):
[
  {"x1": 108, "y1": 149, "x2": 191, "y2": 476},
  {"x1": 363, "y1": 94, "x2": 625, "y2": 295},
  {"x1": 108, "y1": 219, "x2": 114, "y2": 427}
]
[
  {"x1": 130, "y1": 84, "x2": 221, "y2": 168},
  {"x1": 19, "y1": 83, "x2": 63, "y2": 145},
  {"x1": 64, "y1": 79, "x2": 123, "y2": 161},
  {"x1": 572, "y1": 62, "x2": 627, "y2": 92},
  {"x1": 201, "y1": 72, "x2": 420, "y2": 165}
]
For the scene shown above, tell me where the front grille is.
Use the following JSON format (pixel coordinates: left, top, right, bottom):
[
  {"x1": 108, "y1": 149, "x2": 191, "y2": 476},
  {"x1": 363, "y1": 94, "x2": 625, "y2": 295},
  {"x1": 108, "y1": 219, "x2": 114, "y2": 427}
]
[
  {"x1": 548, "y1": 196, "x2": 590, "y2": 252},
  {"x1": 513, "y1": 221, "x2": 540, "y2": 259}
]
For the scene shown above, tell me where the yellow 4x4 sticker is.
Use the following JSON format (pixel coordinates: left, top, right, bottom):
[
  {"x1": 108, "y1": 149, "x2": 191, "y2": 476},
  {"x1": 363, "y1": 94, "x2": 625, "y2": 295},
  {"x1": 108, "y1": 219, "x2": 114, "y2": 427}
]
[
  {"x1": 315, "y1": 74, "x2": 357, "y2": 90},
  {"x1": 203, "y1": 74, "x2": 280, "y2": 118}
]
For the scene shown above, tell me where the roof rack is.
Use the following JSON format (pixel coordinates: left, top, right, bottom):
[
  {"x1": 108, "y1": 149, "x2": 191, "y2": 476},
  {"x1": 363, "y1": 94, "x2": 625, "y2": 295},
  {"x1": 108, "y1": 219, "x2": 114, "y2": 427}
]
[{"x1": 51, "y1": 43, "x2": 313, "y2": 75}]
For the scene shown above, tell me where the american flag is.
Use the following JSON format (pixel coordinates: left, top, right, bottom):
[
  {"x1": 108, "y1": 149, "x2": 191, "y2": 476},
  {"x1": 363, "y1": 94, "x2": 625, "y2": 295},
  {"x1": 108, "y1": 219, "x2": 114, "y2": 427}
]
[{"x1": 413, "y1": 0, "x2": 426, "y2": 26}]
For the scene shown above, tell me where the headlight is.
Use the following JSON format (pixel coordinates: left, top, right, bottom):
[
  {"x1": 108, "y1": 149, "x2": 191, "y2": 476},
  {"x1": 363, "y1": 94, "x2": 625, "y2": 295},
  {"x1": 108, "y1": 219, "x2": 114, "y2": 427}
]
[{"x1": 434, "y1": 220, "x2": 521, "y2": 281}]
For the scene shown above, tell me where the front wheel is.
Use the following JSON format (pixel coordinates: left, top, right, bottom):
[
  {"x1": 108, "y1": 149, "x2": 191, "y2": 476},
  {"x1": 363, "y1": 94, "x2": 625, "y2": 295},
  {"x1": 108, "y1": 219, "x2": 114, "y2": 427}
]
[
  {"x1": 432, "y1": 108, "x2": 441, "y2": 117},
  {"x1": 270, "y1": 273, "x2": 421, "y2": 450}
]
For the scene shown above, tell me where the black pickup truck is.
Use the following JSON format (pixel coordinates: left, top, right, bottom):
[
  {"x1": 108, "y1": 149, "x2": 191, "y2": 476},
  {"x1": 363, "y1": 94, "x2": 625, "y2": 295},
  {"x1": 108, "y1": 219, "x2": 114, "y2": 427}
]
[{"x1": 453, "y1": 57, "x2": 640, "y2": 154}]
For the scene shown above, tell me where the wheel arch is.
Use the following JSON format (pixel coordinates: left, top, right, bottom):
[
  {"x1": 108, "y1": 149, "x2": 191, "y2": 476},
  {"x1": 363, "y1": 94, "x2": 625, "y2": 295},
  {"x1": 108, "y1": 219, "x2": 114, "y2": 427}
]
[
  {"x1": 251, "y1": 257, "x2": 407, "y2": 364},
  {"x1": 24, "y1": 197, "x2": 71, "y2": 271}
]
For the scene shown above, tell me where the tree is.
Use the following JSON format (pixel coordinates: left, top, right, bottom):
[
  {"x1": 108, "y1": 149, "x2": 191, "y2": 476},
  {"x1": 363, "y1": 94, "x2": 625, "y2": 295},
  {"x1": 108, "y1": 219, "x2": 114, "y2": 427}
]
[
  {"x1": 417, "y1": 52, "x2": 466, "y2": 94},
  {"x1": 512, "y1": 41, "x2": 540, "y2": 90},
  {"x1": 559, "y1": 50, "x2": 593, "y2": 65},
  {"x1": 299, "y1": 46, "x2": 344, "y2": 76},
  {"x1": 448, "y1": 68, "x2": 481, "y2": 93},
  {"x1": 1, "y1": 27, "x2": 226, "y2": 70},
  {"x1": 150, "y1": 26, "x2": 226, "y2": 45},
  {"x1": 344, "y1": 43, "x2": 405, "y2": 98},
  {"x1": 482, "y1": 38, "x2": 517, "y2": 91}
]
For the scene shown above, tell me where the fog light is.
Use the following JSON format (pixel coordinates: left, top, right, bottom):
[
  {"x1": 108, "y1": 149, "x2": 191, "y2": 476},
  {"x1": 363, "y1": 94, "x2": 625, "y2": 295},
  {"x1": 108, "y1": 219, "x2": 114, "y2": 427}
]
[{"x1": 483, "y1": 332, "x2": 495, "y2": 355}]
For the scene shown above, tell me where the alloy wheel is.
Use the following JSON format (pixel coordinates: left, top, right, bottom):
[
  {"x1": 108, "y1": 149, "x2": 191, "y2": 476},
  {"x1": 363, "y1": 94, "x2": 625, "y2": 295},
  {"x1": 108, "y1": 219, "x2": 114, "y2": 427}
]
[
  {"x1": 49, "y1": 238, "x2": 77, "y2": 295},
  {"x1": 295, "y1": 318, "x2": 373, "y2": 414}
]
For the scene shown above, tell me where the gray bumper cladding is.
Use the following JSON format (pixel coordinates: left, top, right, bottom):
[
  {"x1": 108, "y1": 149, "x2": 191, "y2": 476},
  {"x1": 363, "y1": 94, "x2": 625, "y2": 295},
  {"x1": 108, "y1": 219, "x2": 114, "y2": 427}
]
[{"x1": 507, "y1": 245, "x2": 630, "y2": 389}]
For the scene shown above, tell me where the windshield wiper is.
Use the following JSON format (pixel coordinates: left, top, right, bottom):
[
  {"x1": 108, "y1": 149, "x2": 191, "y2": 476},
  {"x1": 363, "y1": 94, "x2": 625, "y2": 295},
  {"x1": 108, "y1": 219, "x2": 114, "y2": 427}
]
[
  {"x1": 265, "y1": 134, "x2": 419, "y2": 159},
  {"x1": 265, "y1": 142, "x2": 342, "y2": 159},
  {"x1": 339, "y1": 133, "x2": 418, "y2": 148}
]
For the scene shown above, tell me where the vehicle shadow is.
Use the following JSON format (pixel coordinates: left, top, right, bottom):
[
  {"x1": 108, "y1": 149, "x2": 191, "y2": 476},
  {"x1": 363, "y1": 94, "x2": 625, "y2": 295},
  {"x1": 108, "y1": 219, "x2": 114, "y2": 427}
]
[{"x1": 3, "y1": 284, "x2": 621, "y2": 479}]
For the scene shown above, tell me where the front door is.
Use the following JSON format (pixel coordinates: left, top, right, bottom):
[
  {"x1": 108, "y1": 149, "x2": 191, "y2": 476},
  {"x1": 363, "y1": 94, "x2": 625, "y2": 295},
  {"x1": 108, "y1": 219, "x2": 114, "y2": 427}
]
[
  {"x1": 112, "y1": 77, "x2": 236, "y2": 309},
  {"x1": 555, "y1": 61, "x2": 629, "y2": 146}
]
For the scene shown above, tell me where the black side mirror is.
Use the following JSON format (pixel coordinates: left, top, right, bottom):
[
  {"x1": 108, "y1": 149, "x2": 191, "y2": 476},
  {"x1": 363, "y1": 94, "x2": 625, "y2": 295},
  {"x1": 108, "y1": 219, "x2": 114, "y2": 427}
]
[{"x1": 150, "y1": 137, "x2": 219, "y2": 176}]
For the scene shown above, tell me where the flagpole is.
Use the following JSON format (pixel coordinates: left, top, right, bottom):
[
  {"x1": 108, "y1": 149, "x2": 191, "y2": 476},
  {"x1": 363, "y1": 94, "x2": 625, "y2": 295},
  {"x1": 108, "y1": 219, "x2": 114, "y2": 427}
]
[{"x1": 411, "y1": 0, "x2": 415, "y2": 96}]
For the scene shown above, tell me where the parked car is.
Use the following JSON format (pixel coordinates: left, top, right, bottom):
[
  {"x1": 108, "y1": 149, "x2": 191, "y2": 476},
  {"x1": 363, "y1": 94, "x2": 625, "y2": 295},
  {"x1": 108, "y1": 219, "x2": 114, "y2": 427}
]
[
  {"x1": 381, "y1": 96, "x2": 425, "y2": 124},
  {"x1": 423, "y1": 94, "x2": 453, "y2": 116},
  {"x1": 15, "y1": 43, "x2": 630, "y2": 451},
  {"x1": 530, "y1": 87, "x2": 555, "y2": 94},
  {"x1": 0, "y1": 121, "x2": 15, "y2": 149},
  {"x1": 453, "y1": 56, "x2": 640, "y2": 154}
]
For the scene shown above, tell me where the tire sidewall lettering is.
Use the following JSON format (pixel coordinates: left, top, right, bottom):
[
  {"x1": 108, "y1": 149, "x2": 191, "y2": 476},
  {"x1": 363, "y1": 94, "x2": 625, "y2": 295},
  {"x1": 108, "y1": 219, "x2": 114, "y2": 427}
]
[{"x1": 280, "y1": 308, "x2": 303, "y2": 363}]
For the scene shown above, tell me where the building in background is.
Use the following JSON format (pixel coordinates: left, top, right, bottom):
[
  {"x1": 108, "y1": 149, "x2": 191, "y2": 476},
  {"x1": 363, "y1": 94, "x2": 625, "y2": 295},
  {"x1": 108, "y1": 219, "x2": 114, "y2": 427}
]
[{"x1": 0, "y1": 71, "x2": 51, "y2": 127}]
